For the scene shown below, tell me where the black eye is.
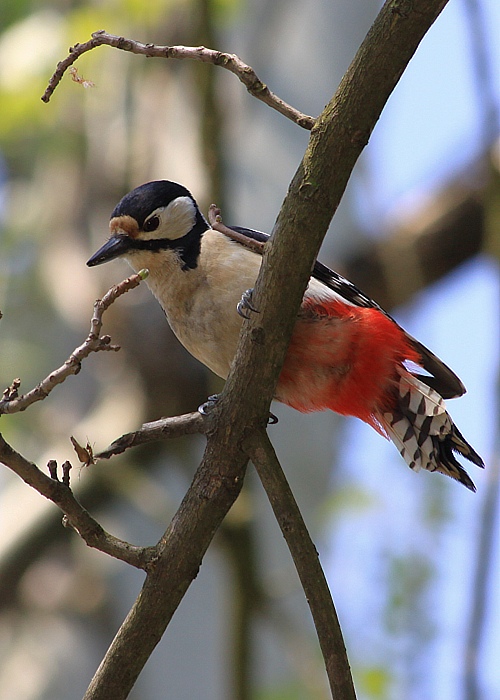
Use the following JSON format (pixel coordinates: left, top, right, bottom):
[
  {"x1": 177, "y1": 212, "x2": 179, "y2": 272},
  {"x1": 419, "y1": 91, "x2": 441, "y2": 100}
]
[{"x1": 143, "y1": 215, "x2": 160, "y2": 232}]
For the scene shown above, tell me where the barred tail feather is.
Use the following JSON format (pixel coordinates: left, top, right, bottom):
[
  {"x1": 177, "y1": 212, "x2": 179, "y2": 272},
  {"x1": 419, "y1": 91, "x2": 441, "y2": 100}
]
[{"x1": 380, "y1": 374, "x2": 484, "y2": 492}]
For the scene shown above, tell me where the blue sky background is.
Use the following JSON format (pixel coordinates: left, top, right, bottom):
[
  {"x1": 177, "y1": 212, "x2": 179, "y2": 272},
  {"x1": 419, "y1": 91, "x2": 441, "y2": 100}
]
[
  {"x1": 368, "y1": 0, "x2": 500, "y2": 209},
  {"x1": 325, "y1": 1, "x2": 500, "y2": 697}
]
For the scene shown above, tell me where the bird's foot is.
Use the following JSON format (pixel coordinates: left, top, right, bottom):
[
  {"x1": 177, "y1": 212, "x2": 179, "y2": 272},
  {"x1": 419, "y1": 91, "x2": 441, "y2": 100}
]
[
  {"x1": 237, "y1": 288, "x2": 259, "y2": 320},
  {"x1": 198, "y1": 393, "x2": 278, "y2": 425},
  {"x1": 198, "y1": 394, "x2": 220, "y2": 415},
  {"x1": 268, "y1": 412, "x2": 279, "y2": 425}
]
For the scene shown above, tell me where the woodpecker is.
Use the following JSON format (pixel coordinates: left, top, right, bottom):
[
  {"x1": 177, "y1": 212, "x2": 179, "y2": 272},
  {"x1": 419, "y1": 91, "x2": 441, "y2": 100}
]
[{"x1": 87, "y1": 180, "x2": 484, "y2": 490}]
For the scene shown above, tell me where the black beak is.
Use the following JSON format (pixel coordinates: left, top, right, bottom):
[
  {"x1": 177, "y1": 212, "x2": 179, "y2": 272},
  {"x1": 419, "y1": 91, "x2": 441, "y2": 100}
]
[{"x1": 87, "y1": 235, "x2": 133, "y2": 267}]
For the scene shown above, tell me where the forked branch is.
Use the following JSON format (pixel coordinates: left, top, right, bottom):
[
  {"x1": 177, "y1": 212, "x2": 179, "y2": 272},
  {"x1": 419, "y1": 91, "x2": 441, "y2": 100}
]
[
  {"x1": 21, "y1": 3, "x2": 452, "y2": 698},
  {"x1": 0, "y1": 433, "x2": 154, "y2": 569}
]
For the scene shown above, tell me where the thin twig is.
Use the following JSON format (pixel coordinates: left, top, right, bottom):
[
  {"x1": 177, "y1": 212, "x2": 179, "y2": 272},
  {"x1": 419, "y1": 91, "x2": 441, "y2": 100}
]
[
  {"x1": 208, "y1": 204, "x2": 267, "y2": 254},
  {"x1": 95, "y1": 412, "x2": 205, "y2": 459},
  {"x1": 245, "y1": 430, "x2": 356, "y2": 700},
  {"x1": 0, "y1": 271, "x2": 148, "y2": 415},
  {"x1": 41, "y1": 30, "x2": 316, "y2": 130},
  {"x1": 0, "y1": 433, "x2": 154, "y2": 569}
]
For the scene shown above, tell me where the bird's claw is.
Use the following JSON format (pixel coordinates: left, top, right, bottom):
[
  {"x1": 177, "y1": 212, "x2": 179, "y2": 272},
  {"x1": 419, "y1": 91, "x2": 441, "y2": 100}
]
[
  {"x1": 198, "y1": 394, "x2": 220, "y2": 415},
  {"x1": 199, "y1": 393, "x2": 278, "y2": 425},
  {"x1": 237, "y1": 288, "x2": 259, "y2": 320}
]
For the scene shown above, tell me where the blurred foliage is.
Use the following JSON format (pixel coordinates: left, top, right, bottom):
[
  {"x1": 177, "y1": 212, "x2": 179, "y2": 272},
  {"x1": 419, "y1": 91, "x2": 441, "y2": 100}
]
[
  {"x1": 0, "y1": 3, "x2": 272, "y2": 700},
  {"x1": 384, "y1": 554, "x2": 434, "y2": 640},
  {"x1": 356, "y1": 666, "x2": 392, "y2": 700},
  {"x1": 257, "y1": 685, "x2": 305, "y2": 700}
]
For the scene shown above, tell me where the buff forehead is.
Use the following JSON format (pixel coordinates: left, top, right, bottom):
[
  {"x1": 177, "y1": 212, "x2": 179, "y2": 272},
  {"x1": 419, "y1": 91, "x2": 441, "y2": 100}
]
[{"x1": 110, "y1": 214, "x2": 140, "y2": 238}]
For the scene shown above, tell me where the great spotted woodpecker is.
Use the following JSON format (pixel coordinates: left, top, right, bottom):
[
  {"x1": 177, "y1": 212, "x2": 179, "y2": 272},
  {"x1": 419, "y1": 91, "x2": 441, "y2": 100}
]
[{"x1": 87, "y1": 180, "x2": 484, "y2": 490}]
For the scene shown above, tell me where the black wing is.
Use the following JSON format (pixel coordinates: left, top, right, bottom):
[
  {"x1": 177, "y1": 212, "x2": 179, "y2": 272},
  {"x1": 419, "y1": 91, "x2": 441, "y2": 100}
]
[{"x1": 228, "y1": 226, "x2": 465, "y2": 399}]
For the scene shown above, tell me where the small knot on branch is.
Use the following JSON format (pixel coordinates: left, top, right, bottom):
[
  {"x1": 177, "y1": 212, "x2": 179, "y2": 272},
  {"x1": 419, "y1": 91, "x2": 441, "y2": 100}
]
[
  {"x1": 47, "y1": 458, "x2": 72, "y2": 487},
  {"x1": 3, "y1": 378, "x2": 21, "y2": 401},
  {"x1": 62, "y1": 461, "x2": 72, "y2": 487},
  {"x1": 47, "y1": 459, "x2": 58, "y2": 479}
]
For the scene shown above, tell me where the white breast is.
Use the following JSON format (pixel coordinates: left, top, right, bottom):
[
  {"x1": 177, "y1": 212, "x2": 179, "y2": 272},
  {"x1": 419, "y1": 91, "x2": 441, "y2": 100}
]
[{"x1": 131, "y1": 229, "x2": 261, "y2": 379}]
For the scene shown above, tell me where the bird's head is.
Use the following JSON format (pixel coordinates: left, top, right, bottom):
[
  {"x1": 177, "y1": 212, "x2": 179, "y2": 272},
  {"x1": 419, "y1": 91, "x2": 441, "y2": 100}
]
[{"x1": 87, "y1": 180, "x2": 209, "y2": 271}]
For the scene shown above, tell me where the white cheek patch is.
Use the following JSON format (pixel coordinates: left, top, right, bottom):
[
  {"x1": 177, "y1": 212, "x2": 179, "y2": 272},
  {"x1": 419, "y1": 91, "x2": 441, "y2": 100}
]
[{"x1": 142, "y1": 196, "x2": 196, "y2": 241}]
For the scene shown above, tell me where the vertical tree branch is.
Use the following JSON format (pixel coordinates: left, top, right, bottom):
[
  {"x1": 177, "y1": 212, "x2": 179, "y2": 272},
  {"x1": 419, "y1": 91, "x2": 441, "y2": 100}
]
[
  {"x1": 463, "y1": 0, "x2": 500, "y2": 148},
  {"x1": 194, "y1": 2, "x2": 256, "y2": 695},
  {"x1": 218, "y1": 512, "x2": 261, "y2": 700},
  {"x1": 193, "y1": 0, "x2": 227, "y2": 209},
  {"x1": 463, "y1": 334, "x2": 500, "y2": 700}
]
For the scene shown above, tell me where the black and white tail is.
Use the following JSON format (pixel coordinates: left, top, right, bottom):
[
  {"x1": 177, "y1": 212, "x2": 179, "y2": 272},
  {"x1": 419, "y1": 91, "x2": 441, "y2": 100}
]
[{"x1": 380, "y1": 373, "x2": 484, "y2": 491}]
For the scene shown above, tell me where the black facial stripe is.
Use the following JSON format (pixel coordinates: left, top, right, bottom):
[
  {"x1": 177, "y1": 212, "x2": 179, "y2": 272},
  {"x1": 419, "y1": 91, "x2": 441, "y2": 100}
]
[
  {"x1": 131, "y1": 237, "x2": 179, "y2": 252},
  {"x1": 130, "y1": 213, "x2": 207, "y2": 270}
]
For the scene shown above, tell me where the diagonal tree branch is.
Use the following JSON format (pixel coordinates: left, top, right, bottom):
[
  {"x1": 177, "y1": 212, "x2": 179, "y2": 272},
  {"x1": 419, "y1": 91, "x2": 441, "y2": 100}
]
[
  {"x1": 95, "y1": 412, "x2": 205, "y2": 459},
  {"x1": 246, "y1": 430, "x2": 356, "y2": 699},
  {"x1": 341, "y1": 179, "x2": 485, "y2": 310},
  {"x1": 41, "y1": 30, "x2": 316, "y2": 130},
  {"x1": 83, "y1": 421, "x2": 250, "y2": 700}
]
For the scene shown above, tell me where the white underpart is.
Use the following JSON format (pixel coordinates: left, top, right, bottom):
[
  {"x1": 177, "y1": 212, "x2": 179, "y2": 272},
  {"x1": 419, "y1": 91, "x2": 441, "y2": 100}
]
[{"x1": 124, "y1": 229, "x2": 260, "y2": 379}]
